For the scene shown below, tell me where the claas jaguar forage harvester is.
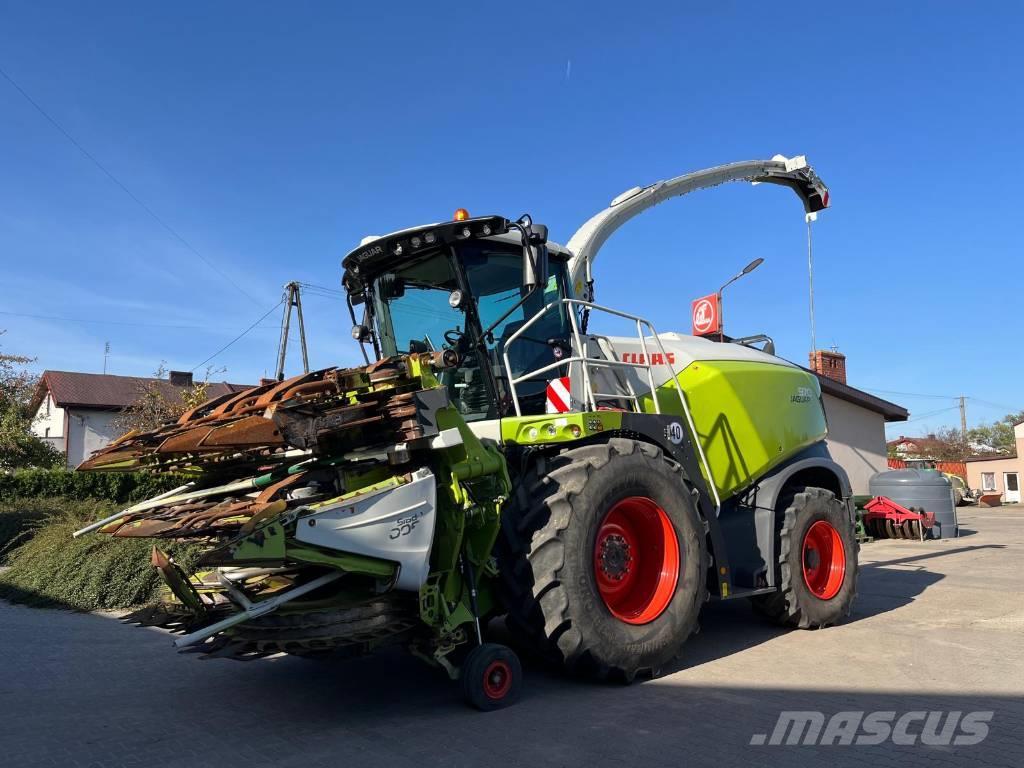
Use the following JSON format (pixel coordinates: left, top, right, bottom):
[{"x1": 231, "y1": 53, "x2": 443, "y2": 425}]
[{"x1": 75, "y1": 156, "x2": 857, "y2": 710}]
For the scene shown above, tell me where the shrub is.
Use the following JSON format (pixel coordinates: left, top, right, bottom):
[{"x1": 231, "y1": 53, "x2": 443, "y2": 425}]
[
  {"x1": 0, "y1": 497, "x2": 67, "y2": 557},
  {"x1": 0, "y1": 498, "x2": 202, "y2": 611},
  {"x1": 0, "y1": 468, "x2": 185, "y2": 505}
]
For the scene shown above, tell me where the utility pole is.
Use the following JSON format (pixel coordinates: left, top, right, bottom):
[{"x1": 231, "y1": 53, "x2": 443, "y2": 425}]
[
  {"x1": 275, "y1": 282, "x2": 310, "y2": 381},
  {"x1": 103, "y1": 341, "x2": 110, "y2": 374},
  {"x1": 960, "y1": 395, "x2": 967, "y2": 441}
]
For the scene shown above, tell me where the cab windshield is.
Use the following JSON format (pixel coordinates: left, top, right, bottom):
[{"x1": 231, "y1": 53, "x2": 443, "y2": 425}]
[
  {"x1": 372, "y1": 253, "x2": 462, "y2": 356},
  {"x1": 371, "y1": 242, "x2": 571, "y2": 419}
]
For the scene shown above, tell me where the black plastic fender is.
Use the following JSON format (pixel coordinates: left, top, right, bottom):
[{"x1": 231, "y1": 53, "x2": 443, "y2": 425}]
[
  {"x1": 721, "y1": 443, "x2": 853, "y2": 591},
  {"x1": 746, "y1": 443, "x2": 853, "y2": 517}
]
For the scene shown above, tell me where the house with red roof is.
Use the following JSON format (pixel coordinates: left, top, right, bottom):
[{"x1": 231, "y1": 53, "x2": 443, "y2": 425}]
[
  {"x1": 886, "y1": 434, "x2": 950, "y2": 460},
  {"x1": 30, "y1": 370, "x2": 250, "y2": 469}
]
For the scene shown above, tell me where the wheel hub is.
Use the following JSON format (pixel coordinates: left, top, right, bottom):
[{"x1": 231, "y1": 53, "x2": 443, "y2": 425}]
[
  {"x1": 597, "y1": 533, "x2": 632, "y2": 580},
  {"x1": 483, "y1": 660, "x2": 513, "y2": 700},
  {"x1": 804, "y1": 548, "x2": 820, "y2": 571},
  {"x1": 801, "y1": 520, "x2": 847, "y2": 600},
  {"x1": 592, "y1": 496, "x2": 680, "y2": 625}
]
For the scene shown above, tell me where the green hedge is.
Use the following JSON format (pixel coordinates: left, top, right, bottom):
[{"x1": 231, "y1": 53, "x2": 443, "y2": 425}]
[
  {"x1": 0, "y1": 497, "x2": 60, "y2": 557},
  {"x1": 0, "y1": 498, "x2": 202, "y2": 611},
  {"x1": 0, "y1": 468, "x2": 185, "y2": 504}
]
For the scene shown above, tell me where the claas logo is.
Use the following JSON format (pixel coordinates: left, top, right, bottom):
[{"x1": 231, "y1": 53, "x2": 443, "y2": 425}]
[{"x1": 620, "y1": 352, "x2": 676, "y2": 366}]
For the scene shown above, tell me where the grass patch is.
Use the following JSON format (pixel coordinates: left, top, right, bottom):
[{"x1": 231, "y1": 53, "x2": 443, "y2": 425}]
[{"x1": 0, "y1": 497, "x2": 202, "y2": 611}]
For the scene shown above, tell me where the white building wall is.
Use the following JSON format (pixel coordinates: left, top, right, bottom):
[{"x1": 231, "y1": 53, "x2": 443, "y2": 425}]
[
  {"x1": 31, "y1": 393, "x2": 65, "y2": 437},
  {"x1": 965, "y1": 456, "x2": 1021, "y2": 498},
  {"x1": 964, "y1": 423, "x2": 1024, "y2": 501},
  {"x1": 65, "y1": 409, "x2": 122, "y2": 469},
  {"x1": 31, "y1": 393, "x2": 66, "y2": 452},
  {"x1": 822, "y1": 393, "x2": 889, "y2": 496}
]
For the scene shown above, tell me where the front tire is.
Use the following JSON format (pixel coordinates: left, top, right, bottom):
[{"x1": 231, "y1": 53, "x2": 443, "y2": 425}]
[
  {"x1": 461, "y1": 643, "x2": 522, "y2": 711},
  {"x1": 752, "y1": 486, "x2": 858, "y2": 628},
  {"x1": 496, "y1": 438, "x2": 707, "y2": 681}
]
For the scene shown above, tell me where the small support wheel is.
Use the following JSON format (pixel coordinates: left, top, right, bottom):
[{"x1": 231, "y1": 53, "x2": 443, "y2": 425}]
[{"x1": 461, "y1": 643, "x2": 522, "y2": 711}]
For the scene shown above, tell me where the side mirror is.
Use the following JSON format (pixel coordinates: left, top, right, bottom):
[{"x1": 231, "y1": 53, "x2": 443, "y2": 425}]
[
  {"x1": 547, "y1": 338, "x2": 571, "y2": 360},
  {"x1": 522, "y1": 223, "x2": 549, "y2": 290},
  {"x1": 378, "y1": 273, "x2": 405, "y2": 299}
]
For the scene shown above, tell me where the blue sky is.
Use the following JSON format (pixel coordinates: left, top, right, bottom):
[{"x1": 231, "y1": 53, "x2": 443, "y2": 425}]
[{"x1": 1, "y1": 2, "x2": 1021, "y2": 437}]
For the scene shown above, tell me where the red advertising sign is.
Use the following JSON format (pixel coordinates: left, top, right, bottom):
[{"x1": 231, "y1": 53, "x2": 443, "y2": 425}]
[{"x1": 691, "y1": 294, "x2": 721, "y2": 336}]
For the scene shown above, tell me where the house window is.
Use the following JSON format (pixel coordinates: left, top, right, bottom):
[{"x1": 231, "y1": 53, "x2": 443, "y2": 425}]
[
  {"x1": 981, "y1": 472, "x2": 996, "y2": 492},
  {"x1": 46, "y1": 394, "x2": 51, "y2": 417},
  {"x1": 44, "y1": 427, "x2": 50, "y2": 438}
]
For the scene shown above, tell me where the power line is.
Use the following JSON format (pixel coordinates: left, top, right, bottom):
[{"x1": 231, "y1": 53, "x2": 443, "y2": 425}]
[
  {"x1": 864, "y1": 387, "x2": 1021, "y2": 423},
  {"x1": 300, "y1": 290, "x2": 347, "y2": 303},
  {"x1": 0, "y1": 309, "x2": 277, "y2": 331},
  {"x1": 897, "y1": 406, "x2": 960, "y2": 426},
  {"x1": 0, "y1": 64, "x2": 262, "y2": 306},
  {"x1": 862, "y1": 387, "x2": 957, "y2": 400},
  {"x1": 967, "y1": 397, "x2": 1023, "y2": 414},
  {"x1": 190, "y1": 301, "x2": 283, "y2": 372},
  {"x1": 299, "y1": 282, "x2": 346, "y2": 296}
]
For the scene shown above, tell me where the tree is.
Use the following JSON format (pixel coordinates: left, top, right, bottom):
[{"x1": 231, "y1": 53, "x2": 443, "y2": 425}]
[
  {"x1": 967, "y1": 411, "x2": 1024, "y2": 455},
  {"x1": 0, "y1": 336, "x2": 63, "y2": 470},
  {"x1": 113, "y1": 364, "x2": 212, "y2": 436},
  {"x1": 927, "y1": 427, "x2": 970, "y2": 461}
]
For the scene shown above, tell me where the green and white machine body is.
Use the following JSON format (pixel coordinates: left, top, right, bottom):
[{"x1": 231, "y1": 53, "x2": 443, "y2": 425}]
[{"x1": 341, "y1": 154, "x2": 847, "y2": 600}]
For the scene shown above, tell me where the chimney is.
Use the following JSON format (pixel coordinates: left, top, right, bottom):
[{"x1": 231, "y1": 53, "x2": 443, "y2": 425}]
[
  {"x1": 168, "y1": 370, "x2": 194, "y2": 387},
  {"x1": 809, "y1": 349, "x2": 847, "y2": 385}
]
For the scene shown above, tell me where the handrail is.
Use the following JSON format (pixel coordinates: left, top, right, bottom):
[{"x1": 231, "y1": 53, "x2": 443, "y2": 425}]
[
  {"x1": 731, "y1": 333, "x2": 776, "y2": 356},
  {"x1": 502, "y1": 298, "x2": 722, "y2": 511}
]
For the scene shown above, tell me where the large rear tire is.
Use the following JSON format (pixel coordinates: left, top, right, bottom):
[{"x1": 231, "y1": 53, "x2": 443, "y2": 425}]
[
  {"x1": 496, "y1": 438, "x2": 707, "y2": 681},
  {"x1": 752, "y1": 486, "x2": 858, "y2": 628}
]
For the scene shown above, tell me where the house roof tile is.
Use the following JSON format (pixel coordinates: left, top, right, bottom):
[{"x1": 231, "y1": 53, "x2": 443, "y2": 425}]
[{"x1": 33, "y1": 371, "x2": 250, "y2": 411}]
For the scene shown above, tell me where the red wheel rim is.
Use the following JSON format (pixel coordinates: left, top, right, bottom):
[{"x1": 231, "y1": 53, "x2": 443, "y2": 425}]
[
  {"x1": 801, "y1": 520, "x2": 846, "y2": 600},
  {"x1": 593, "y1": 496, "x2": 680, "y2": 625},
  {"x1": 483, "y1": 660, "x2": 513, "y2": 700}
]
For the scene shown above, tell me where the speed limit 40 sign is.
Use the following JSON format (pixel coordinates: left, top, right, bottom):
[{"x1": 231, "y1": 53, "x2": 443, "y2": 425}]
[{"x1": 691, "y1": 293, "x2": 721, "y2": 336}]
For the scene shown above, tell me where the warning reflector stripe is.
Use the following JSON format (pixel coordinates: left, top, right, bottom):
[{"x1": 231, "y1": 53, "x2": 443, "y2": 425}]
[{"x1": 546, "y1": 377, "x2": 571, "y2": 413}]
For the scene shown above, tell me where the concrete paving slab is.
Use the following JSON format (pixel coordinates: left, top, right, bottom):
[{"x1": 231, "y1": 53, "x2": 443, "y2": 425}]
[{"x1": 1, "y1": 506, "x2": 1021, "y2": 767}]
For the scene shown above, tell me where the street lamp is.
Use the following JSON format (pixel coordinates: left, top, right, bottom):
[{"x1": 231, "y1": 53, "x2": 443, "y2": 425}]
[{"x1": 718, "y1": 258, "x2": 764, "y2": 341}]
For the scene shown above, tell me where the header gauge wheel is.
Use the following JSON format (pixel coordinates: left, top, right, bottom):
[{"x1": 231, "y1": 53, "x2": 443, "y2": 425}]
[{"x1": 461, "y1": 643, "x2": 522, "y2": 711}]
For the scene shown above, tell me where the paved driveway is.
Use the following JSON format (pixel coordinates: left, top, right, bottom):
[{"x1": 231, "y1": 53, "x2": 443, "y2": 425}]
[{"x1": 2, "y1": 507, "x2": 1022, "y2": 767}]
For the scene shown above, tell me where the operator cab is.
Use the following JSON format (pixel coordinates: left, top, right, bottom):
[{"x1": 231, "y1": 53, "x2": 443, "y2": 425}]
[{"x1": 342, "y1": 214, "x2": 574, "y2": 420}]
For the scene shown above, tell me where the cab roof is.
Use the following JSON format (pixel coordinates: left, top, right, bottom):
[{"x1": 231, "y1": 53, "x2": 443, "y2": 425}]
[{"x1": 341, "y1": 215, "x2": 569, "y2": 293}]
